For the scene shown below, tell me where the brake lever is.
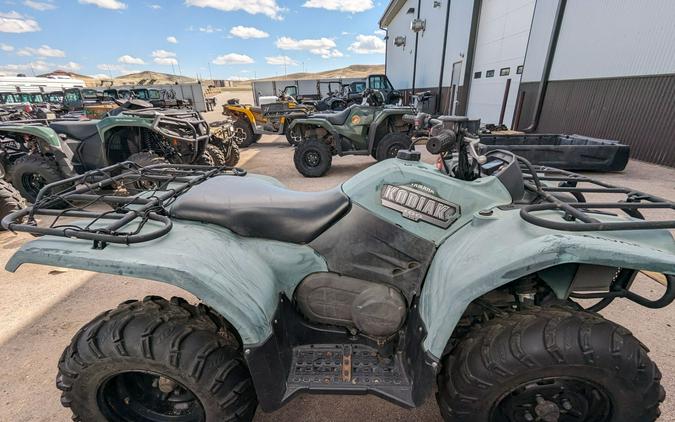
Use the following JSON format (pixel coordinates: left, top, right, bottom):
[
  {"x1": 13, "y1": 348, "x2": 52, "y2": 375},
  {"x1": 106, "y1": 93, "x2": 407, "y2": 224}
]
[{"x1": 464, "y1": 135, "x2": 487, "y2": 164}]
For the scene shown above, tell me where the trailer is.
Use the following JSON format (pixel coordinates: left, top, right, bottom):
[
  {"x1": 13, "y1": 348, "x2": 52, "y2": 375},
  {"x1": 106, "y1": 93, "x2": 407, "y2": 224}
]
[
  {"x1": 0, "y1": 76, "x2": 86, "y2": 97},
  {"x1": 252, "y1": 77, "x2": 363, "y2": 106},
  {"x1": 105, "y1": 83, "x2": 208, "y2": 112}
]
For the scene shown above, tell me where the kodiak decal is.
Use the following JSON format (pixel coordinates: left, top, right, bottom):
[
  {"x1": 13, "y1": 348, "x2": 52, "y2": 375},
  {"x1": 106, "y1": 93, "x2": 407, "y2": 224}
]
[{"x1": 380, "y1": 183, "x2": 460, "y2": 228}]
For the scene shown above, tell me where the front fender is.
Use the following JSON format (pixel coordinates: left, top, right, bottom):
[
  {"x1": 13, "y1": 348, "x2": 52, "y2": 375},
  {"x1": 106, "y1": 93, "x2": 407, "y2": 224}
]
[
  {"x1": 288, "y1": 118, "x2": 337, "y2": 134},
  {"x1": 5, "y1": 220, "x2": 326, "y2": 347},
  {"x1": 0, "y1": 125, "x2": 62, "y2": 149},
  {"x1": 421, "y1": 208, "x2": 675, "y2": 358}
]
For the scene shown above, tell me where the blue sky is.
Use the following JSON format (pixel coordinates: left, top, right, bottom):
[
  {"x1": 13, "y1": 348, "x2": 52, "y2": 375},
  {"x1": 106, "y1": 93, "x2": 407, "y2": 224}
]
[{"x1": 0, "y1": 0, "x2": 387, "y2": 79}]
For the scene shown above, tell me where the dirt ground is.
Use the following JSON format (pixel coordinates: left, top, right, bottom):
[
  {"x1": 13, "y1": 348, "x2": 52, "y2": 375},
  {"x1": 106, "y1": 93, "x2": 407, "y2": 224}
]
[{"x1": 1, "y1": 92, "x2": 675, "y2": 421}]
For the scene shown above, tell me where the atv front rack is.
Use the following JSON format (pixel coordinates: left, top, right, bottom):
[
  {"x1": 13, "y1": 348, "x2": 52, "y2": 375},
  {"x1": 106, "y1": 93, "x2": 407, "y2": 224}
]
[
  {"x1": 122, "y1": 109, "x2": 211, "y2": 144},
  {"x1": 519, "y1": 164, "x2": 675, "y2": 231},
  {"x1": 1, "y1": 161, "x2": 246, "y2": 248}
]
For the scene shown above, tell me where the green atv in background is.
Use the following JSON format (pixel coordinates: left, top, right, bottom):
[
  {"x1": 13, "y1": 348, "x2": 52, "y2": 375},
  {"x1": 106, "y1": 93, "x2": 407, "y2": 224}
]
[
  {"x1": 289, "y1": 90, "x2": 429, "y2": 177},
  {"x1": 4, "y1": 115, "x2": 675, "y2": 421},
  {"x1": 0, "y1": 105, "x2": 239, "y2": 204}
]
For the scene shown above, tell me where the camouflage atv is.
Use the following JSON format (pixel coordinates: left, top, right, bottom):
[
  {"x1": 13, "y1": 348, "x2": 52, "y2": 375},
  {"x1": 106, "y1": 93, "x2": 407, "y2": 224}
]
[
  {"x1": 0, "y1": 105, "x2": 239, "y2": 202},
  {"x1": 4, "y1": 115, "x2": 674, "y2": 422},
  {"x1": 289, "y1": 89, "x2": 427, "y2": 177}
]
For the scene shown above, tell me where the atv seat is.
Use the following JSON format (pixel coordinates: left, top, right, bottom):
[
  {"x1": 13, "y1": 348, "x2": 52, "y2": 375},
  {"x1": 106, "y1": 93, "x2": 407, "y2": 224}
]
[
  {"x1": 49, "y1": 120, "x2": 100, "y2": 140},
  {"x1": 311, "y1": 106, "x2": 355, "y2": 126},
  {"x1": 170, "y1": 176, "x2": 350, "y2": 244}
]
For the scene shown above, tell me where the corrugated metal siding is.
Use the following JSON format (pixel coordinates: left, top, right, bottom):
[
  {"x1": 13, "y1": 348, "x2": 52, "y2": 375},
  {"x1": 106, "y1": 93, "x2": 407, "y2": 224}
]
[{"x1": 518, "y1": 74, "x2": 675, "y2": 167}]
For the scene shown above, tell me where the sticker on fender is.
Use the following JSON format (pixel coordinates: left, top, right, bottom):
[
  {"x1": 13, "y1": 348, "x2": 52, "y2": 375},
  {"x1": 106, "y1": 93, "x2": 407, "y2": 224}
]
[{"x1": 381, "y1": 184, "x2": 460, "y2": 228}]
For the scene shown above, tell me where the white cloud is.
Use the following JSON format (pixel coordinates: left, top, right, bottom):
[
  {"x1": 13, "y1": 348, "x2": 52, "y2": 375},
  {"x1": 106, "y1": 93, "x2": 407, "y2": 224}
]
[
  {"x1": 212, "y1": 53, "x2": 254, "y2": 65},
  {"x1": 348, "y1": 34, "x2": 385, "y2": 54},
  {"x1": 58, "y1": 61, "x2": 81, "y2": 70},
  {"x1": 229, "y1": 25, "x2": 269, "y2": 39},
  {"x1": 149, "y1": 4, "x2": 161, "y2": 9},
  {"x1": 226, "y1": 75, "x2": 250, "y2": 81},
  {"x1": 151, "y1": 50, "x2": 178, "y2": 65},
  {"x1": 118, "y1": 54, "x2": 145, "y2": 64},
  {"x1": 97, "y1": 63, "x2": 136, "y2": 74},
  {"x1": 198, "y1": 25, "x2": 222, "y2": 33},
  {"x1": 24, "y1": 0, "x2": 56, "y2": 11},
  {"x1": 374, "y1": 29, "x2": 386, "y2": 36},
  {"x1": 275, "y1": 36, "x2": 340, "y2": 58},
  {"x1": 265, "y1": 55, "x2": 298, "y2": 66},
  {"x1": 0, "y1": 11, "x2": 41, "y2": 33},
  {"x1": 302, "y1": 0, "x2": 373, "y2": 13},
  {"x1": 186, "y1": 0, "x2": 284, "y2": 20},
  {"x1": 0, "y1": 43, "x2": 14, "y2": 52},
  {"x1": 17, "y1": 45, "x2": 65, "y2": 57},
  {"x1": 167, "y1": 36, "x2": 178, "y2": 44},
  {"x1": 78, "y1": 0, "x2": 127, "y2": 10}
]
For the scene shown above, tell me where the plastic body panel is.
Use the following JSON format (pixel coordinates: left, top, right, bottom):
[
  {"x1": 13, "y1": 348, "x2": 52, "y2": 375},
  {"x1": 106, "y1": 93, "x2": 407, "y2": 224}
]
[
  {"x1": 5, "y1": 219, "x2": 327, "y2": 347},
  {"x1": 479, "y1": 133, "x2": 630, "y2": 171}
]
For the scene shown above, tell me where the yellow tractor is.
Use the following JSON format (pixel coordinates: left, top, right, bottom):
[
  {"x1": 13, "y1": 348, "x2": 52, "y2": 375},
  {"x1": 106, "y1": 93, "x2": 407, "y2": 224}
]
[{"x1": 222, "y1": 97, "x2": 313, "y2": 147}]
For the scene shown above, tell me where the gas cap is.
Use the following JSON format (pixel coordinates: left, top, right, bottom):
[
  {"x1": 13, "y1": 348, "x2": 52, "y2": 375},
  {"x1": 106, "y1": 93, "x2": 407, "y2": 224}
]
[{"x1": 396, "y1": 150, "x2": 421, "y2": 161}]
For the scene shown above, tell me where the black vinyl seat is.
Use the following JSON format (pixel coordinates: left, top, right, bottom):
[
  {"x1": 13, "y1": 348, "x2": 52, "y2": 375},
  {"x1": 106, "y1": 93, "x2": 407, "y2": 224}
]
[
  {"x1": 49, "y1": 120, "x2": 100, "y2": 140},
  {"x1": 311, "y1": 106, "x2": 355, "y2": 126},
  {"x1": 170, "y1": 176, "x2": 351, "y2": 244}
]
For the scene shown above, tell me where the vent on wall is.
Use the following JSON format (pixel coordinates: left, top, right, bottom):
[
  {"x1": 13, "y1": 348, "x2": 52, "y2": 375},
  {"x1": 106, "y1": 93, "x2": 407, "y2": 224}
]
[{"x1": 410, "y1": 19, "x2": 426, "y2": 32}]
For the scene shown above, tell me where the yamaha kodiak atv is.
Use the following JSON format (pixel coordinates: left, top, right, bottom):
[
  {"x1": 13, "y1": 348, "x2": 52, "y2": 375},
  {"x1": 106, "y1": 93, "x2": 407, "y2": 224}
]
[
  {"x1": 289, "y1": 89, "x2": 421, "y2": 177},
  {"x1": 4, "y1": 115, "x2": 675, "y2": 421},
  {"x1": 0, "y1": 104, "x2": 238, "y2": 202}
]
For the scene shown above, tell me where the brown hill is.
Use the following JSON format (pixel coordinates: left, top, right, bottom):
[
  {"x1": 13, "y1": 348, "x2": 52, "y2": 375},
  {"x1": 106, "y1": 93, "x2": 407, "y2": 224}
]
[
  {"x1": 258, "y1": 64, "x2": 385, "y2": 81},
  {"x1": 38, "y1": 70, "x2": 93, "y2": 80}
]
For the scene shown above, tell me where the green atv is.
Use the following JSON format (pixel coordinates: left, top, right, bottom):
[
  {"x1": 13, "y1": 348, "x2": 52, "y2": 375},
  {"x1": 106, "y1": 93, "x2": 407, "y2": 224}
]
[
  {"x1": 0, "y1": 104, "x2": 239, "y2": 203},
  {"x1": 4, "y1": 115, "x2": 675, "y2": 421},
  {"x1": 289, "y1": 90, "x2": 426, "y2": 177}
]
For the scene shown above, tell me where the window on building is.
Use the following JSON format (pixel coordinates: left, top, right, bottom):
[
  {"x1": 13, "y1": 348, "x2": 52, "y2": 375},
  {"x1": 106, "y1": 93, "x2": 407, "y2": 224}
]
[
  {"x1": 486, "y1": 70, "x2": 495, "y2": 78},
  {"x1": 474, "y1": 71, "x2": 481, "y2": 79},
  {"x1": 516, "y1": 65, "x2": 524, "y2": 74},
  {"x1": 500, "y1": 67, "x2": 510, "y2": 76}
]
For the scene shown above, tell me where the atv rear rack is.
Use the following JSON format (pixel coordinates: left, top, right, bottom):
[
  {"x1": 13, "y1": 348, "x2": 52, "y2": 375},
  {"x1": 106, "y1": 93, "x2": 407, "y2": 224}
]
[
  {"x1": 1, "y1": 161, "x2": 246, "y2": 248},
  {"x1": 519, "y1": 164, "x2": 675, "y2": 231}
]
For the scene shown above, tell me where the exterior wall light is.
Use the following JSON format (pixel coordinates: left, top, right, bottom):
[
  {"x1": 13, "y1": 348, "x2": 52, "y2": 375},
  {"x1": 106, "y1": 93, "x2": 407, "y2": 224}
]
[
  {"x1": 394, "y1": 36, "x2": 407, "y2": 47},
  {"x1": 411, "y1": 19, "x2": 426, "y2": 33}
]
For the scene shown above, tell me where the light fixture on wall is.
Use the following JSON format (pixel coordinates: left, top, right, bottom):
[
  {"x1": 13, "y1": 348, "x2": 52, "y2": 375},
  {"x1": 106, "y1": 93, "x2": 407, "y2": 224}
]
[
  {"x1": 410, "y1": 19, "x2": 426, "y2": 33},
  {"x1": 433, "y1": 1, "x2": 441, "y2": 8},
  {"x1": 394, "y1": 36, "x2": 406, "y2": 47}
]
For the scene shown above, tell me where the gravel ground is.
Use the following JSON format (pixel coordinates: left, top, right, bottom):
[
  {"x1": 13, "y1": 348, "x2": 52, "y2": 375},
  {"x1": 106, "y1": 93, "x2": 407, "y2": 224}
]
[{"x1": 1, "y1": 92, "x2": 674, "y2": 421}]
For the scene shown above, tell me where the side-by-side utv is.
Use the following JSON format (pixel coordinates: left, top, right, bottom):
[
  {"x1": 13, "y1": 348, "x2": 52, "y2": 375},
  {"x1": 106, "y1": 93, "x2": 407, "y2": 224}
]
[{"x1": 3, "y1": 115, "x2": 674, "y2": 422}]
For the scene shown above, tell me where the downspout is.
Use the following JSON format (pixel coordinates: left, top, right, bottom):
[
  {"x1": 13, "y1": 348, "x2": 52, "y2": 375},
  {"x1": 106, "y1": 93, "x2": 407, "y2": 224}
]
[
  {"x1": 523, "y1": 0, "x2": 567, "y2": 132},
  {"x1": 411, "y1": 0, "x2": 422, "y2": 95},
  {"x1": 456, "y1": 0, "x2": 481, "y2": 116},
  {"x1": 435, "y1": 0, "x2": 453, "y2": 113}
]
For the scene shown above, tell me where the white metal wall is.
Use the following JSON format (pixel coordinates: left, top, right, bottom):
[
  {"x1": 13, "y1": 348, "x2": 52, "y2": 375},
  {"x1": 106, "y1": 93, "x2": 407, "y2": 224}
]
[
  {"x1": 385, "y1": 0, "x2": 417, "y2": 90},
  {"x1": 466, "y1": 0, "x2": 535, "y2": 124},
  {"x1": 520, "y1": 0, "x2": 560, "y2": 83},
  {"x1": 549, "y1": 0, "x2": 675, "y2": 80}
]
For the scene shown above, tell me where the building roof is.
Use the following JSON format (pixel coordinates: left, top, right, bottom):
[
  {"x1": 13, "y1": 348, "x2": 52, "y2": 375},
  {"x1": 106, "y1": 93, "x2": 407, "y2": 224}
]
[{"x1": 379, "y1": 0, "x2": 407, "y2": 29}]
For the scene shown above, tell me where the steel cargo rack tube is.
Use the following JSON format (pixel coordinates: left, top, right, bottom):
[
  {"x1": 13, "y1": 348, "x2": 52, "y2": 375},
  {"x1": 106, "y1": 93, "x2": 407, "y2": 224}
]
[
  {"x1": 1, "y1": 161, "x2": 246, "y2": 249},
  {"x1": 518, "y1": 163, "x2": 675, "y2": 231}
]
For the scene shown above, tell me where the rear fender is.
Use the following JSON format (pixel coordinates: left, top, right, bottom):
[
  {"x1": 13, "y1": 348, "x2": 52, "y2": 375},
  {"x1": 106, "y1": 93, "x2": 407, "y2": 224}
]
[
  {"x1": 367, "y1": 111, "x2": 411, "y2": 151},
  {"x1": 0, "y1": 126, "x2": 75, "y2": 176},
  {"x1": 288, "y1": 119, "x2": 339, "y2": 143},
  {"x1": 420, "y1": 208, "x2": 675, "y2": 359},
  {"x1": 5, "y1": 220, "x2": 327, "y2": 347}
]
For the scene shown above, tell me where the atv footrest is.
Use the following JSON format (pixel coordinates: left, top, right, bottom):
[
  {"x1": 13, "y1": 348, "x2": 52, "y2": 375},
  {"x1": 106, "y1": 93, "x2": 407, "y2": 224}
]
[{"x1": 285, "y1": 344, "x2": 413, "y2": 404}]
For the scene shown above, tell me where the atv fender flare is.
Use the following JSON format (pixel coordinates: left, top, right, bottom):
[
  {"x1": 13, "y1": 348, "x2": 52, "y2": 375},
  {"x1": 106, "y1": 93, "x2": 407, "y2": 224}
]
[
  {"x1": 5, "y1": 219, "x2": 327, "y2": 347},
  {"x1": 288, "y1": 119, "x2": 340, "y2": 145},
  {"x1": 420, "y1": 212, "x2": 675, "y2": 359},
  {"x1": 367, "y1": 113, "x2": 409, "y2": 152},
  {"x1": 0, "y1": 126, "x2": 76, "y2": 177}
]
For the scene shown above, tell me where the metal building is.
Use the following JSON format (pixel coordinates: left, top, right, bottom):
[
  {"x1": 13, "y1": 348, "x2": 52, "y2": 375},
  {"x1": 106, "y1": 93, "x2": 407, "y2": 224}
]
[{"x1": 379, "y1": 0, "x2": 675, "y2": 167}]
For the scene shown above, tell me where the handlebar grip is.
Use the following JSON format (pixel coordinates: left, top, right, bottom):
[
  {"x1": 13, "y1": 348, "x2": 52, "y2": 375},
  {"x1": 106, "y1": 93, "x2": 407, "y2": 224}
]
[
  {"x1": 426, "y1": 131, "x2": 456, "y2": 154},
  {"x1": 402, "y1": 114, "x2": 417, "y2": 123}
]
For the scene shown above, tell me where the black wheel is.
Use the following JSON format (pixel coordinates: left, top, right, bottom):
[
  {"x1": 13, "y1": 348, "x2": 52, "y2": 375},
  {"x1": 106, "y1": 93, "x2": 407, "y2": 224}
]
[
  {"x1": 253, "y1": 134, "x2": 263, "y2": 142},
  {"x1": 194, "y1": 150, "x2": 214, "y2": 166},
  {"x1": 0, "y1": 179, "x2": 26, "y2": 229},
  {"x1": 232, "y1": 118, "x2": 255, "y2": 147},
  {"x1": 374, "y1": 132, "x2": 412, "y2": 161},
  {"x1": 126, "y1": 152, "x2": 170, "y2": 191},
  {"x1": 210, "y1": 136, "x2": 240, "y2": 167},
  {"x1": 293, "y1": 140, "x2": 332, "y2": 177},
  {"x1": 437, "y1": 307, "x2": 664, "y2": 422},
  {"x1": 204, "y1": 144, "x2": 226, "y2": 166},
  {"x1": 9, "y1": 154, "x2": 64, "y2": 203},
  {"x1": 57, "y1": 296, "x2": 257, "y2": 422},
  {"x1": 285, "y1": 123, "x2": 302, "y2": 146}
]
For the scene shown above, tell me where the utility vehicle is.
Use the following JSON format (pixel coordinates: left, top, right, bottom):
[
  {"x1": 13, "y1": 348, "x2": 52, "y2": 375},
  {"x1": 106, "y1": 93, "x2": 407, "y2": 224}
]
[
  {"x1": 0, "y1": 107, "x2": 238, "y2": 202},
  {"x1": 223, "y1": 97, "x2": 312, "y2": 147},
  {"x1": 4, "y1": 115, "x2": 674, "y2": 421},
  {"x1": 289, "y1": 89, "x2": 428, "y2": 177}
]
